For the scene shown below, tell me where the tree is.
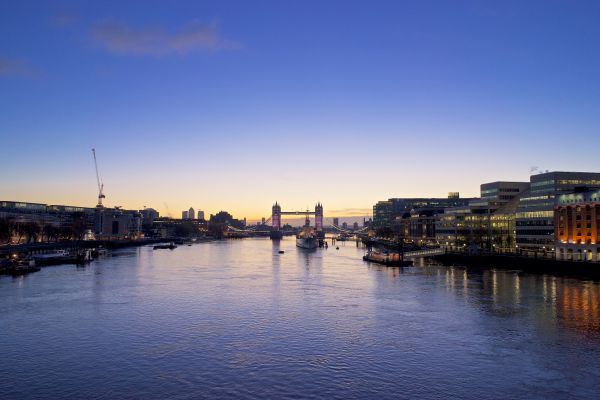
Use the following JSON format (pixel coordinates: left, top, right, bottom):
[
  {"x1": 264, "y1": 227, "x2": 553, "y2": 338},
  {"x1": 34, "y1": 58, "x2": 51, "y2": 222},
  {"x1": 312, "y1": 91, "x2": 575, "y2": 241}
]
[
  {"x1": 70, "y1": 212, "x2": 88, "y2": 241},
  {"x1": 0, "y1": 218, "x2": 14, "y2": 244},
  {"x1": 14, "y1": 222, "x2": 27, "y2": 244},
  {"x1": 23, "y1": 222, "x2": 41, "y2": 243},
  {"x1": 43, "y1": 224, "x2": 60, "y2": 242}
]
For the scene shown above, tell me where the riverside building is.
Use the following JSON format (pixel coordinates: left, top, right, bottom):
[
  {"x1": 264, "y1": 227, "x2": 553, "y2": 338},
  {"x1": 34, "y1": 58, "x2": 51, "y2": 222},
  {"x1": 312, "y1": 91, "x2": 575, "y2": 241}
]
[
  {"x1": 435, "y1": 181, "x2": 530, "y2": 251},
  {"x1": 0, "y1": 200, "x2": 142, "y2": 241},
  {"x1": 373, "y1": 194, "x2": 471, "y2": 229},
  {"x1": 516, "y1": 172, "x2": 600, "y2": 252},
  {"x1": 555, "y1": 189, "x2": 600, "y2": 262}
]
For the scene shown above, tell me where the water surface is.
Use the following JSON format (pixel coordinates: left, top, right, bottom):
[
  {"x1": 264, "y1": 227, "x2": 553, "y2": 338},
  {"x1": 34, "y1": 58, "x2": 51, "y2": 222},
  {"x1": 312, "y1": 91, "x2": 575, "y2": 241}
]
[{"x1": 1, "y1": 238, "x2": 599, "y2": 399}]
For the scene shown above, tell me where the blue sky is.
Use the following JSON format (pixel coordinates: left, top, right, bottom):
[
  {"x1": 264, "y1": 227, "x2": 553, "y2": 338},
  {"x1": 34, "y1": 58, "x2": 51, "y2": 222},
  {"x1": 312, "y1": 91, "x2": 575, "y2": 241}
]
[{"x1": 1, "y1": 0, "x2": 599, "y2": 220}]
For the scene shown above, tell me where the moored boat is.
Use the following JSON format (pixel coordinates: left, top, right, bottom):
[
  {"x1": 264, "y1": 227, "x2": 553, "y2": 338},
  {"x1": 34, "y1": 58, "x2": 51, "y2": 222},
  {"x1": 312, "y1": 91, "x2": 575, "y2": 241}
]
[
  {"x1": 153, "y1": 242, "x2": 177, "y2": 250},
  {"x1": 32, "y1": 250, "x2": 89, "y2": 266},
  {"x1": 363, "y1": 249, "x2": 413, "y2": 266}
]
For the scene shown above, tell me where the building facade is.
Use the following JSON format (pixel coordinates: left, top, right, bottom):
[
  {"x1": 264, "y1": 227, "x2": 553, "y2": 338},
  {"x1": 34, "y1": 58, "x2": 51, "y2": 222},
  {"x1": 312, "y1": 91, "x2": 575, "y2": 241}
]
[
  {"x1": 1, "y1": 200, "x2": 142, "y2": 242},
  {"x1": 516, "y1": 172, "x2": 600, "y2": 252},
  {"x1": 373, "y1": 195, "x2": 472, "y2": 229},
  {"x1": 555, "y1": 189, "x2": 600, "y2": 262}
]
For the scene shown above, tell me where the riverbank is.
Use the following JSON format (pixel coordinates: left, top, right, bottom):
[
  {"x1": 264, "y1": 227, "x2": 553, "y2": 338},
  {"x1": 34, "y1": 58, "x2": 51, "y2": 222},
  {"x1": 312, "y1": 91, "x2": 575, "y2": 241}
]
[
  {"x1": 0, "y1": 238, "x2": 209, "y2": 257},
  {"x1": 433, "y1": 252, "x2": 600, "y2": 280}
]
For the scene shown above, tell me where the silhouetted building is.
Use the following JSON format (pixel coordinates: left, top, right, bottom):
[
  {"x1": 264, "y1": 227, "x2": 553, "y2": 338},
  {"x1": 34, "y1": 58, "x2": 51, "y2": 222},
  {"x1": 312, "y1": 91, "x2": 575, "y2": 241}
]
[
  {"x1": 188, "y1": 207, "x2": 195, "y2": 220},
  {"x1": 140, "y1": 208, "x2": 159, "y2": 224},
  {"x1": 197, "y1": 210, "x2": 205, "y2": 221},
  {"x1": 94, "y1": 207, "x2": 142, "y2": 240},
  {"x1": 182, "y1": 210, "x2": 188, "y2": 220}
]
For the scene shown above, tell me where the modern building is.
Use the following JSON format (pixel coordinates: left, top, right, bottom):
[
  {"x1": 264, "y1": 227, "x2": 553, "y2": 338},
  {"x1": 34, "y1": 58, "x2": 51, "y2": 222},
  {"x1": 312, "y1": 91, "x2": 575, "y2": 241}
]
[
  {"x1": 516, "y1": 172, "x2": 600, "y2": 252},
  {"x1": 555, "y1": 189, "x2": 600, "y2": 262},
  {"x1": 197, "y1": 210, "x2": 205, "y2": 221},
  {"x1": 333, "y1": 217, "x2": 339, "y2": 227},
  {"x1": 373, "y1": 195, "x2": 472, "y2": 229},
  {"x1": 182, "y1": 210, "x2": 188, "y2": 220},
  {"x1": 188, "y1": 207, "x2": 195, "y2": 220},
  {"x1": 471, "y1": 181, "x2": 530, "y2": 211},
  {"x1": 435, "y1": 181, "x2": 529, "y2": 251}
]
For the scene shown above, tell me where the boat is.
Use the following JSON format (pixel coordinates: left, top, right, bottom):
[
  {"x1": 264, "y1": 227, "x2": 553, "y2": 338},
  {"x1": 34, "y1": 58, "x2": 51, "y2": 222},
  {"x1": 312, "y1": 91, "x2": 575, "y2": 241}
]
[
  {"x1": 10, "y1": 260, "x2": 41, "y2": 276},
  {"x1": 363, "y1": 249, "x2": 413, "y2": 266},
  {"x1": 91, "y1": 248, "x2": 109, "y2": 258},
  {"x1": 32, "y1": 250, "x2": 89, "y2": 266},
  {"x1": 296, "y1": 216, "x2": 318, "y2": 249},
  {"x1": 153, "y1": 242, "x2": 177, "y2": 250}
]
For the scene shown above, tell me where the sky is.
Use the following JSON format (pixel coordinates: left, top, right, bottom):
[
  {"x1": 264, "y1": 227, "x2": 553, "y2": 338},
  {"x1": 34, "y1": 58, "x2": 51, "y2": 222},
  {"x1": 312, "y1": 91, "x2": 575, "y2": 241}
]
[{"x1": 1, "y1": 0, "x2": 600, "y2": 221}]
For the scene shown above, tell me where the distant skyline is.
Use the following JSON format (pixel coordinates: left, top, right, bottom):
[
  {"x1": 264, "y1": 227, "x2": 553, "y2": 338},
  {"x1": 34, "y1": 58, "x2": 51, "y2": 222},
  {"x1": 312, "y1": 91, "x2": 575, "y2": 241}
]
[{"x1": 2, "y1": 1, "x2": 600, "y2": 219}]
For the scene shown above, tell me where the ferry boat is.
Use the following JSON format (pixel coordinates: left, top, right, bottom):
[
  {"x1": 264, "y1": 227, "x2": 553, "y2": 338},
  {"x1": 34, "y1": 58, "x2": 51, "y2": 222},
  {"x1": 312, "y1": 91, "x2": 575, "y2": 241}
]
[{"x1": 296, "y1": 215, "x2": 318, "y2": 249}]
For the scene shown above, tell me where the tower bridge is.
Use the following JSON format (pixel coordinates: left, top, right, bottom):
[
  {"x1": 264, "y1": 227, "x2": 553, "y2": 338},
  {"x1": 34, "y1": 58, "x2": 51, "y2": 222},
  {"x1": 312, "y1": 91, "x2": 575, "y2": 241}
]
[{"x1": 270, "y1": 202, "x2": 323, "y2": 239}]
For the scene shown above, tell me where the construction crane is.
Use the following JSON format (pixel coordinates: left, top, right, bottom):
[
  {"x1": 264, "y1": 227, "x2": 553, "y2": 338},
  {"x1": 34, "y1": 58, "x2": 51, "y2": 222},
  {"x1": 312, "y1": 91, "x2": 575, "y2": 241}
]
[{"x1": 91, "y1": 148, "x2": 105, "y2": 208}]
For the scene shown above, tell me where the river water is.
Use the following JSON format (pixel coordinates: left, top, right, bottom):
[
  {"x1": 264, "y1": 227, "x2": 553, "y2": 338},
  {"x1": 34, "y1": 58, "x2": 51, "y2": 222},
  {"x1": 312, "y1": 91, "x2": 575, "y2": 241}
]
[{"x1": 1, "y1": 238, "x2": 600, "y2": 399}]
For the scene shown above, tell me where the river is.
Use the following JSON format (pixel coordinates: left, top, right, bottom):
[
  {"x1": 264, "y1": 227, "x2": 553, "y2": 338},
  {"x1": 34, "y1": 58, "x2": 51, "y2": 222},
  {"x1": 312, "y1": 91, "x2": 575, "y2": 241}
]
[{"x1": 1, "y1": 238, "x2": 599, "y2": 399}]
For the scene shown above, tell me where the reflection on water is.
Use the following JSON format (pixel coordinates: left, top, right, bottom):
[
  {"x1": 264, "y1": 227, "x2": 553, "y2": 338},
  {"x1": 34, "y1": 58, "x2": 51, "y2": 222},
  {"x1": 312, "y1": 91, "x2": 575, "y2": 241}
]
[{"x1": 1, "y1": 238, "x2": 600, "y2": 399}]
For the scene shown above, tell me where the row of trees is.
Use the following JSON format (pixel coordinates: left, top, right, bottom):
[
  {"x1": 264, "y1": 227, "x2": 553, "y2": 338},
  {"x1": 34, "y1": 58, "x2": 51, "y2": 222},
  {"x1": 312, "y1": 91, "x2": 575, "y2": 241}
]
[{"x1": 0, "y1": 214, "x2": 88, "y2": 245}]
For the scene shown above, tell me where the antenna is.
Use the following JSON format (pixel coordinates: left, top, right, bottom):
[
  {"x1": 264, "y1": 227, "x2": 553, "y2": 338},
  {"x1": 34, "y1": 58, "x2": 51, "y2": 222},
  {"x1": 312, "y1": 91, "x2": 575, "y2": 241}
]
[{"x1": 92, "y1": 148, "x2": 106, "y2": 207}]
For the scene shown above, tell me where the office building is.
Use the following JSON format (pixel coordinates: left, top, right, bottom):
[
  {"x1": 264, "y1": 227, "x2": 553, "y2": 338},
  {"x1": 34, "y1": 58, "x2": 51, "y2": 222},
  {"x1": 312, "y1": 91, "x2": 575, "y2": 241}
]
[
  {"x1": 188, "y1": 207, "x2": 195, "y2": 220},
  {"x1": 435, "y1": 181, "x2": 529, "y2": 250},
  {"x1": 516, "y1": 172, "x2": 600, "y2": 251},
  {"x1": 182, "y1": 210, "x2": 188, "y2": 220},
  {"x1": 333, "y1": 217, "x2": 339, "y2": 227},
  {"x1": 373, "y1": 195, "x2": 472, "y2": 229},
  {"x1": 197, "y1": 210, "x2": 205, "y2": 221}
]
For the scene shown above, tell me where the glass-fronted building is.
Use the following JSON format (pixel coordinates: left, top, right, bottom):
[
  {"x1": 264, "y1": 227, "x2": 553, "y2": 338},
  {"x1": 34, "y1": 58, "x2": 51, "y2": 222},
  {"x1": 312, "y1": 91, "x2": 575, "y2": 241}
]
[{"x1": 516, "y1": 172, "x2": 600, "y2": 252}]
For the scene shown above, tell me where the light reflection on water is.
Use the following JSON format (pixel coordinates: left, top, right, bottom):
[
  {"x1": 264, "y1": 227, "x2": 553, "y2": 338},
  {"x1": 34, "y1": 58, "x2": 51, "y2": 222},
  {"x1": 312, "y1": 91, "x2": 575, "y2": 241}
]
[{"x1": 1, "y1": 237, "x2": 600, "y2": 399}]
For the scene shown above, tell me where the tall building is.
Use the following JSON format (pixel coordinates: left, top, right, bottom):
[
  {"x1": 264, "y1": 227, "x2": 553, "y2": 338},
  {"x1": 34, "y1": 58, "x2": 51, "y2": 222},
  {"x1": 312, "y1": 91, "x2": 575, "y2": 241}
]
[
  {"x1": 197, "y1": 210, "x2": 205, "y2": 221},
  {"x1": 333, "y1": 217, "x2": 339, "y2": 227},
  {"x1": 555, "y1": 188, "x2": 600, "y2": 261},
  {"x1": 182, "y1": 210, "x2": 188, "y2": 220},
  {"x1": 516, "y1": 171, "x2": 600, "y2": 251},
  {"x1": 188, "y1": 207, "x2": 195, "y2": 220}
]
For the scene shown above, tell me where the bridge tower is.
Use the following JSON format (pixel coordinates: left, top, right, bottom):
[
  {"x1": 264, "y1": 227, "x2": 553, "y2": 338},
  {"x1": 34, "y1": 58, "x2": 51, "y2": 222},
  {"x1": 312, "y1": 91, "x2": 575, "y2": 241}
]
[
  {"x1": 272, "y1": 202, "x2": 281, "y2": 231},
  {"x1": 315, "y1": 202, "x2": 324, "y2": 233}
]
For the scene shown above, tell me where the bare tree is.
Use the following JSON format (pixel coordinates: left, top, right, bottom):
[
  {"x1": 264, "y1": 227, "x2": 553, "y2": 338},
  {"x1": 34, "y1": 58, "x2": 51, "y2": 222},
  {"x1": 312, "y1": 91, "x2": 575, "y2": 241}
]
[{"x1": 0, "y1": 218, "x2": 14, "y2": 244}]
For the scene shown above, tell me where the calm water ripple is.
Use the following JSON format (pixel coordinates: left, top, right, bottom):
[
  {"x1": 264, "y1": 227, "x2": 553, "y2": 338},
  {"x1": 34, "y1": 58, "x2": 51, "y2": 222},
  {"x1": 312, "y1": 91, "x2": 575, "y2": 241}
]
[{"x1": 1, "y1": 238, "x2": 600, "y2": 399}]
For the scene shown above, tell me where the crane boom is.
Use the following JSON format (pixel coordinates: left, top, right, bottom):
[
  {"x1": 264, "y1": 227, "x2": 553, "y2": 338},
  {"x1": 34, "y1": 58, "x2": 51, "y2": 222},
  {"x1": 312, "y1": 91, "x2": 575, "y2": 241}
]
[{"x1": 91, "y1": 148, "x2": 105, "y2": 207}]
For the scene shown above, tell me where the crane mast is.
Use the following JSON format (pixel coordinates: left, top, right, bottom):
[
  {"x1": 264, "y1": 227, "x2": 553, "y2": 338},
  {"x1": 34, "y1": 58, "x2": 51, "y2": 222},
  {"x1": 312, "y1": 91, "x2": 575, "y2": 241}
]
[{"x1": 91, "y1": 148, "x2": 105, "y2": 208}]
